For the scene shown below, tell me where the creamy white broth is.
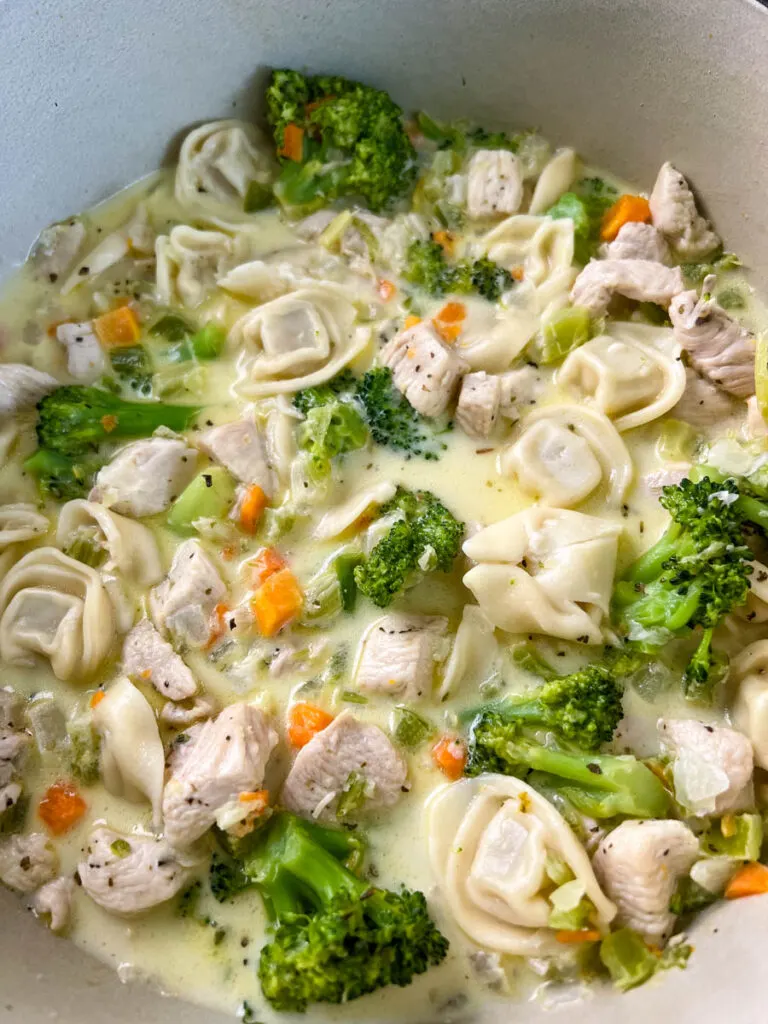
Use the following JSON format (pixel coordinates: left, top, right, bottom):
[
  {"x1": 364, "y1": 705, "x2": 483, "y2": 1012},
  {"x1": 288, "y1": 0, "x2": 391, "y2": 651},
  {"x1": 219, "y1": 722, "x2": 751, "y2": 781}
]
[{"x1": 1, "y1": 84, "x2": 768, "y2": 1024}]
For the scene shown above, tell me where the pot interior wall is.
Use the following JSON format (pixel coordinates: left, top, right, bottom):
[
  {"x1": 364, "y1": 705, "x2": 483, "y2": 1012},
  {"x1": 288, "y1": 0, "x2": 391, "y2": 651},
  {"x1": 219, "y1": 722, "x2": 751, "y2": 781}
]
[{"x1": 1, "y1": 0, "x2": 767, "y2": 1021}]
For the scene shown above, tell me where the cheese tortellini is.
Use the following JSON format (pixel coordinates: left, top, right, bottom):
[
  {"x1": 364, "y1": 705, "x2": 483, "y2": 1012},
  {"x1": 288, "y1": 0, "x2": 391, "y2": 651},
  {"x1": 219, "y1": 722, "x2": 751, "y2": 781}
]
[
  {"x1": 558, "y1": 323, "x2": 686, "y2": 432},
  {"x1": 463, "y1": 508, "x2": 621, "y2": 643},
  {"x1": 479, "y1": 214, "x2": 576, "y2": 316},
  {"x1": 175, "y1": 119, "x2": 276, "y2": 226},
  {"x1": 0, "y1": 503, "x2": 48, "y2": 574},
  {"x1": 499, "y1": 405, "x2": 633, "y2": 508},
  {"x1": 0, "y1": 547, "x2": 115, "y2": 680},
  {"x1": 155, "y1": 225, "x2": 250, "y2": 308},
  {"x1": 428, "y1": 775, "x2": 616, "y2": 955},
  {"x1": 231, "y1": 284, "x2": 371, "y2": 397},
  {"x1": 732, "y1": 641, "x2": 768, "y2": 771},
  {"x1": 56, "y1": 500, "x2": 163, "y2": 587}
]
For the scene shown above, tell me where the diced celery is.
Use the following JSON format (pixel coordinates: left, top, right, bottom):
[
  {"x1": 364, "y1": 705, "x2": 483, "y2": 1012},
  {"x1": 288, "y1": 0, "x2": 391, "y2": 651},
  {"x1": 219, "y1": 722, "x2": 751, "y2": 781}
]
[
  {"x1": 599, "y1": 929, "x2": 658, "y2": 991},
  {"x1": 537, "y1": 306, "x2": 592, "y2": 365},
  {"x1": 701, "y1": 813, "x2": 763, "y2": 861},
  {"x1": 392, "y1": 706, "x2": 435, "y2": 749},
  {"x1": 244, "y1": 180, "x2": 274, "y2": 213},
  {"x1": 167, "y1": 467, "x2": 237, "y2": 535},
  {"x1": 756, "y1": 333, "x2": 768, "y2": 423},
  {"x1": 150, "y1": 314, "x2": 194, "y2": 341},
  {"x1": 67, "y1": 717, "x2": 101, "y2": 786},
  {"x1": 656, "y1": 418, "x2": 699, "y2": 462},
  {"x1": 318, "y1": 210, "x2": 355, "y2": 250},
  {"x1": 336, "y1": 772, "x2": 367, "y2": 822},
  {"x1": 547, "y1": 879, "x2": 593, "y2": 931},
  {"x1": 335, "y1": 552, "x2": 363, "y2": 612}
]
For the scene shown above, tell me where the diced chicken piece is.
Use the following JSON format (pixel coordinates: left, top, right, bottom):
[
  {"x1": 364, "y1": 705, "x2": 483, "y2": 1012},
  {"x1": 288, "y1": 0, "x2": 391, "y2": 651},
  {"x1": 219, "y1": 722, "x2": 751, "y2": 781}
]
[
  {"x1": 122, "y1": 619, "x2": 197, "y2": 701},
  {"x1": 162, "y1": 703, "x2": 277, "y2": 847},
  {"x1": 467, "y1": 150, "x2": 524, "y2": 220},
  {"x1": 0, "y1": 834, "x2": 58, "y2": 894},
  {"x1": 150, "y1": 539, "x2": 226, "y2": 648},
  {"x1": 670, "y1": 366, "x2": 739, "y2": 427},
  {"x1": 669, "y1": 286, "x2": 755, "y2": 398},
  {"x1": 649, "y1": 162, "x2": 720, "y2": 259},
  {"x1": 604, "y1": 222, "x2": 671, "y2": 264},
  {"x1": 78, "y1": 828, "x2": 195, "y2": 915},
  {"x1": 283, "y1": 710, "x2": 407, "y2": 821},
  {"x1": 570, "y1": 259, "x2": 685, "y2": 316},
  {"x1": 93, "y1": 438, "x2": 198, "y2": 517},
  {"x1": 197, "y1": 419, "x2": 274, "y2": 495},
  {"x1": 659, "y1": 718, "x2": 754, "y2": 816},
  {"x1": 644, "y1": 465, "x2": 691, "y2": 497},
  {"x1": 31, "y1": 220, "x2": 86, "y2": 281},
  {"x1": 32, "y1": 876, "x2": 75, "y2": 932},
  {"x1": 456, "y1": 372, "x2": 502, "y2": 438},
  {"x1": 498, "y1": 366, "x2": 546, "y2": 421},
  {"x1": 380, "y1": 321, "x2": 468, "y2": 417},
  {"x1": 56, "y1": 322, "x2": 106, "y2": 383},
  {"x1": 354, "y1": 613, "x2": 449, "y2": 700},
  {"x1": 0, "y1": 364, "x2": 58, "y2": 420},
  {"x1": 160, "y1": 695, "x2": 217, "y2": 728},
  {"x1": 593, "y1": 819, "x2": 698, "y2": 945}
]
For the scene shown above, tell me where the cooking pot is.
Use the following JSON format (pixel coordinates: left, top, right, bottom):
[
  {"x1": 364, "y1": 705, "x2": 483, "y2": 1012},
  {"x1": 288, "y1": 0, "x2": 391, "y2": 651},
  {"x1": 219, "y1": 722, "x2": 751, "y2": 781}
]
[{"x1": 1, "y1": 0, "x2": 767, "y2": 1020}]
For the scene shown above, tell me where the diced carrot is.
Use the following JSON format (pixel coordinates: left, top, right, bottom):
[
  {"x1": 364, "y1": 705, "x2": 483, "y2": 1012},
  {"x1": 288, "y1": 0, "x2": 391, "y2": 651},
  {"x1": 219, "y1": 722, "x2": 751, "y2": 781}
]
[
  {"x1": 279, "y1": 123, "x2": 304, "y2": 162},
  {"x1": 204, "y1": 601, "x2": 230, "y2": 650},
  {"x1": 432, "y1": 736, "x2": 467, "y2": 780},
  {"x1": 404, "y1": 315, "x2": 422, "y2": 330},
  {"x1": 239, "y1": 484, "x2": 268, "y2": 535},
  {"x1": 239, "y1": 789, "x2": 269, "y2": 806},
  {"x1": 433, "y1": 230, "x2": 456, "y2": 256},
  {"x1": 38, "y1": 781, "x2": 87, "y2": 836},
  {"x1": 89, "y1": 690, "x2": 105, "y2": 709},
  {"x1": 252, "y1": 567, "x2": 303, "y2": 637},
  {"x1": 434, "y1": 301, "x2": 467, "y2": 324},
  {"x1": 432, "y1": 320, "x2": 463, "y2": 344},
  {"x1": 555, "y1": 929, "x2": 601, "y2": 945},
  {"x1": 305, "y1": 95, "x2": 335, "y2": 115},
  {"x1": 92, "y1": 305, "x2": 141, "y2": 348},
  {"x1": 725, "y1": 862, "x2": 768, "y2": 899},
  {"x1": 249, "y1": 547, "x2": 286, "y2": 587},
  {"x1": 100, "y1": 414, "x2": 118, "y2": 433},
  {"x1": 600, "y1": 194, "x2": 652, "y2": 242},
  {"x1": 510, "y1": 265, "x2": 525, "y2": 281},
  {"x1": 288, "y1": 702, "x2": 334, "y2": 748},
  {"x1": 220, "y1": 545, "x2": 236, "y2": 562},
  {"x1": 378, "y1": 279, "x2": 397, "y2": 302}
]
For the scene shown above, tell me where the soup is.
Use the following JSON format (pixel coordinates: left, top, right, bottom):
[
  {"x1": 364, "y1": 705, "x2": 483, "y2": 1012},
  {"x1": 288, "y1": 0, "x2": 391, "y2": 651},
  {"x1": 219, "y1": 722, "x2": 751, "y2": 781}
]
[{"x1": 1, "y1": 69, "x2": 767, "y2": 1022}]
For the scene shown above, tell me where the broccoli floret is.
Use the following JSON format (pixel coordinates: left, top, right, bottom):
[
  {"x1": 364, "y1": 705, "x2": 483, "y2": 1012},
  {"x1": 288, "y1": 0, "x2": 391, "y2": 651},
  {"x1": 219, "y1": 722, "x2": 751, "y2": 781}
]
[
  {"x1": 356, "y1": 367, "x2": 447, "y2": 460},
  {"x1": 24, "y1": 448, "x2": 103, "y2": 501},
  {"x1": 469, "y1": 665, "x2": 624, "y2": 752},
  {"x1": 240, "y1": 813, "x2": 448, "y2": 1012},
  {"x1": 35, "y1": 385, "x2": 200, "y2": 457},
  {"x1": 547, "y1": 177, "x2": 618, "y2": 264},
  {"x1": 612, "y1": 477, "x2": 752, "y2": 696},
  {"x1": 682, "y1": 628, "x2": 730, "y2": 704},
  {"x1": 466, "y1": 718, "x2": 670, "y2": 818},
  {"x1": 414, "y1": 112, "x2": 524, "y2": 154},
  {"x1": 266, "y1": 70, "x2": 417, "y2": 213},
  {"x1": 354, "y1": 487, "x2": 464, "y2": 607},
  {"x1": 403, "y1": 240, "x2": 512, "y2": 300}
]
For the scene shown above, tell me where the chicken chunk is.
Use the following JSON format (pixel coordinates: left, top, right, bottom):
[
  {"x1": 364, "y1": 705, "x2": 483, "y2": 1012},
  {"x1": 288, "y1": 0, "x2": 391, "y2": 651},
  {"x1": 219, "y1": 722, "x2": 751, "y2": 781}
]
[
  {"x1": 0, "y1": 833, "x2": 58, "y2": 894},
  {"x1": 456, "y1": 372, "x2": 502, "y2": 438},
  {"x1": 56, "y1": 322, "x2": 106, "y2": 383},
  {"x1": 197, "y1": 419, "x2": 274, "y2": 496},
  {"x1": 354, "y1": 614, "x2": 449, "y2": 701},
  {"x1": 0, "y1": 364, "x2": 58, "y2": 420},
  {"x1": 670, "y1": 366, "x2": 739, "y2": 427},
  {"x1": 93, "y1": 438, "x2": 198, "y2": 517},
  {"x1": 467, "y1": 150, "x2": 524, "y2": 220},
  {"x1": 570, "y1": 259, "x2": 685, "y2": 316},
  {"x1": 122, "y1": 619, "x2": 197, "y2": 701},
  {"x1": 150, "y1": 539, "x2": 226, "y2": 648},
  {"x1": 604, "y1": 222, "x2": 671, "y2": 263},
  {"x1": 659, "y1": 718, "x2": 754, "y2": 816},
  {"x1": 282, "y1": 710, "x2": 407, "y2": 821},
  {"x1": 162, "y1": 703, "x2": 277, "y2": 848},
  {"x1": 33, "y1": 876, "x2": 75, "y2": 933},
  {"x1": 593, "y1": 819, "x2": 698, "y2": 945},
  {"x1": 380, "y1": 321, "x2": 468, "y2": 417},
  {"x1": 498, "y1": 366, "x2": 546, "y2": 421},
  {"x1": 78, "y1": 828, "x2": 195, "y2": 916},
  {"x1": 649, "y1": 162, "x2": 720, "y2": 259},
  {"x1": 669, "y1": 286, "x2": 755, "y2": 398},
  {"x1": 31, "y1": 219, "x2": 86, "y2": 281}
]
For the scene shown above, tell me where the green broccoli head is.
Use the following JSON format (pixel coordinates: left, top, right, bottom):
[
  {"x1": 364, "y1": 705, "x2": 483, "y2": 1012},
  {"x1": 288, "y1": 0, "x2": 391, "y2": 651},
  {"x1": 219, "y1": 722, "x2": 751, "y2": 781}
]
[
  {"x1": 354, "y1": 487, "x2": 464, "y2": 607},
  {"x1": 24, "y1": 448, "x2": 103, "y2": 500},
  {"x1": 403, "y1": 240, "x2": 512, "y2": 300},
  {"x1": 356, "y1": 367, "x2": 447, "y2": 460},
  {"x1": 546, "y1": 177, "x2": 618, "y2": 264},
  {"x1": 266, "y1": 70, "x2": 417, "y2": 212},
  {"x1": 682, "y1": 628, "x2": 730, "y2": 705},
  {"x1": 403, "y1": 239, "x2": 449, "y2": 295},
  {"x1": 36, "y1": 385, "x2": 200, "y2": 457},
  {"x1": 242, "y1": 813, "x2": 448, "y2": 1013}
]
